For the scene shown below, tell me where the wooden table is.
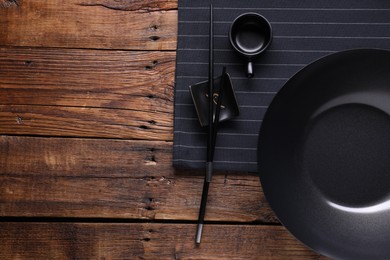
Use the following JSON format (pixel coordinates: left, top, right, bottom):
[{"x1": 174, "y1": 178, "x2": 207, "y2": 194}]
[{"x1": 0, "y1": 1, "x2": 326, "y2": 259}]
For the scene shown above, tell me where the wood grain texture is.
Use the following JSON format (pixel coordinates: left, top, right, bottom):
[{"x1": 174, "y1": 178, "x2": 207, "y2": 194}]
[
  {"x1": 0, "y1": 47, "x2": 175, "y2": 109},
  {"x1": 0, "y1": 47, "x2": 175, "y2": 140},
  {"x1": 0, "y1": 223, "x2": 325, "y2": 259},
  {"x1": 0, "y1": 104, "x2": 173, "y2": 140},
  {"x1": 0, "y1": 0, "x2": 177, "y2": 50},
  {"x1": 0, "y1": 136, "x2": 276, "y2": 223}
]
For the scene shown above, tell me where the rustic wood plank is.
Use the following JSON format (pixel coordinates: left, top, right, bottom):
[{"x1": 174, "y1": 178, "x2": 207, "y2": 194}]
[
  {"x1": 0, "y1": 0, "x2": 177, "y2": 50},
  {"x1": 0, "y1": 223, "x2": 326, "y2": 259},
  {"x1": 0, "y1": 136, "x2": 276, "y2": 223},
  {"x1": 0, "y1": 104, "x2": 173, "y2": 140},
  {"x1": 0, "y1": 47, "x2": 175, "y2": 110},
  {"x1": 0, "y1": 47, "x2": 175, "y2": 140}
]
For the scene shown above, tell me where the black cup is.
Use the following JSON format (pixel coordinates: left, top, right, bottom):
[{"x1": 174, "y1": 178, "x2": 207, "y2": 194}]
[{"x1": 229, "y1": 13, "x2": 272, "y2": 78}]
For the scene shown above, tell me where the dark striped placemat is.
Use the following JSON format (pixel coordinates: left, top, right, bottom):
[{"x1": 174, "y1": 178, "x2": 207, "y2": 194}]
[{"x1": 173, "y1": 0, "x2": 390, "y2": 173}]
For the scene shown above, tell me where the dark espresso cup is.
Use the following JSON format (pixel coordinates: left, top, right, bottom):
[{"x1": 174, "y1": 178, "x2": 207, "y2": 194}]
[{"x1": 229, "y1": 13, "x2": 272, "y2": 78}]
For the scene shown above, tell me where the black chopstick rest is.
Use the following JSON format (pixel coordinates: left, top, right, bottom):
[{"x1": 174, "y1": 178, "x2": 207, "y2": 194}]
[{"x1": 189, "y1": 73, "x2": 239, "y2": 127}]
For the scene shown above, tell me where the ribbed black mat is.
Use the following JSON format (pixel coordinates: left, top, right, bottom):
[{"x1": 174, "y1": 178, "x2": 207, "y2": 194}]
[{"x1": 173, "y1": 0, "x2": 390, "y2": 172}]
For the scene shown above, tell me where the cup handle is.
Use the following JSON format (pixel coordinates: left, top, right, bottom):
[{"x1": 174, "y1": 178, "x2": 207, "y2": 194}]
[{"x1": 247, "y1": 61, "x2": 254, "y2": 78}]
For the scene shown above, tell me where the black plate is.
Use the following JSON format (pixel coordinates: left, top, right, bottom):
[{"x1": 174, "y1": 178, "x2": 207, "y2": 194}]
[{"x1": 258, "y1": 49, "x2": 390, "y2": 259}]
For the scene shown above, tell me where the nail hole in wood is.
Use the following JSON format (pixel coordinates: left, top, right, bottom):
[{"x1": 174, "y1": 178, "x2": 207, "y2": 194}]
[
  {"x1": 145, "y1": 206, "x2": 154, "y2": 211},
  {"x1": 149, "y1": 25, "x2": 158, "y2": 31},
  {"x1": 1, "y1": 0, "x2": 20, "y2": 8},
  {"x1": 149, "y1": 35, "x2": 160, "y2": 41},
  {"x1": 16, "y1": 116, "x2": 22, "y2": 124}
]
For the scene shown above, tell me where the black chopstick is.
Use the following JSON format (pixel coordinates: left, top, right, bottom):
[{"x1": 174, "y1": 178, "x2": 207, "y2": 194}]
[
  {"x1": 196, "y1": 3, "x2": 214, "y2": 244},
  {"x1": 206, "y1": 2, "x2": 214, "y2": 183},
  {"x1": 211, "y1": 66, "x2": 226, "y2": 157},
  {"x1": 195, "y1": 68, "x2": 227, "y2": 245}
]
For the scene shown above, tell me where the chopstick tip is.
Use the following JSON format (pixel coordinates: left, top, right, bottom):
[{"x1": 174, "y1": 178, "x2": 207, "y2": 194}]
[{"x1": 195, "y1": 223, "x2": 204, "y2": 244}]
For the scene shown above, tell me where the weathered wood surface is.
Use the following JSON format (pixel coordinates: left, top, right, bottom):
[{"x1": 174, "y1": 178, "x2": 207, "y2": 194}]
[
  {"x1": 0, "y1": 0, "x2": 325, "y2": 258},
  {"x1": 0, "y1": 0, "x2": 178, "y2": 50},
  {"x1": 0, "y1": 136, "x2": 275, "y2": 223},
  {"x1": 0, "y1": 223, "x2": 327, "y2": 260},
  {"x1": 0, "y1": 47, "x2": 175, "y2": 110},
  {"x1": 0, "y1": 47, "x2": 175, "y2": 140}
]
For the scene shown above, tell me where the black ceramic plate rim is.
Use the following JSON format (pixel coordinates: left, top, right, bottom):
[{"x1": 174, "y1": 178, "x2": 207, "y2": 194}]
[{"x1": 258, "y1": 48, "x2": 390, "y2": 259}]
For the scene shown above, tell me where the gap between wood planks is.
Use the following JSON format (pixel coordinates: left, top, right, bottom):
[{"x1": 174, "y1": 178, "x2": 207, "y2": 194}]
[
  {"x1": 0, "y1": 216, "x2": 281, "y2": 226},
  {"x1": 76, "y1": 2, "x2": 177, "y2": 13},
  {"x1": 0, "y1": 44, "x2": 177, "y2": 52}
]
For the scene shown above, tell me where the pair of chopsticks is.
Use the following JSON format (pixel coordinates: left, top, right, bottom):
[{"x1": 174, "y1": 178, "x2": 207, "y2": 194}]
[{"x1": 196, "y1": 4, "x2": 227, "y2": 244}]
